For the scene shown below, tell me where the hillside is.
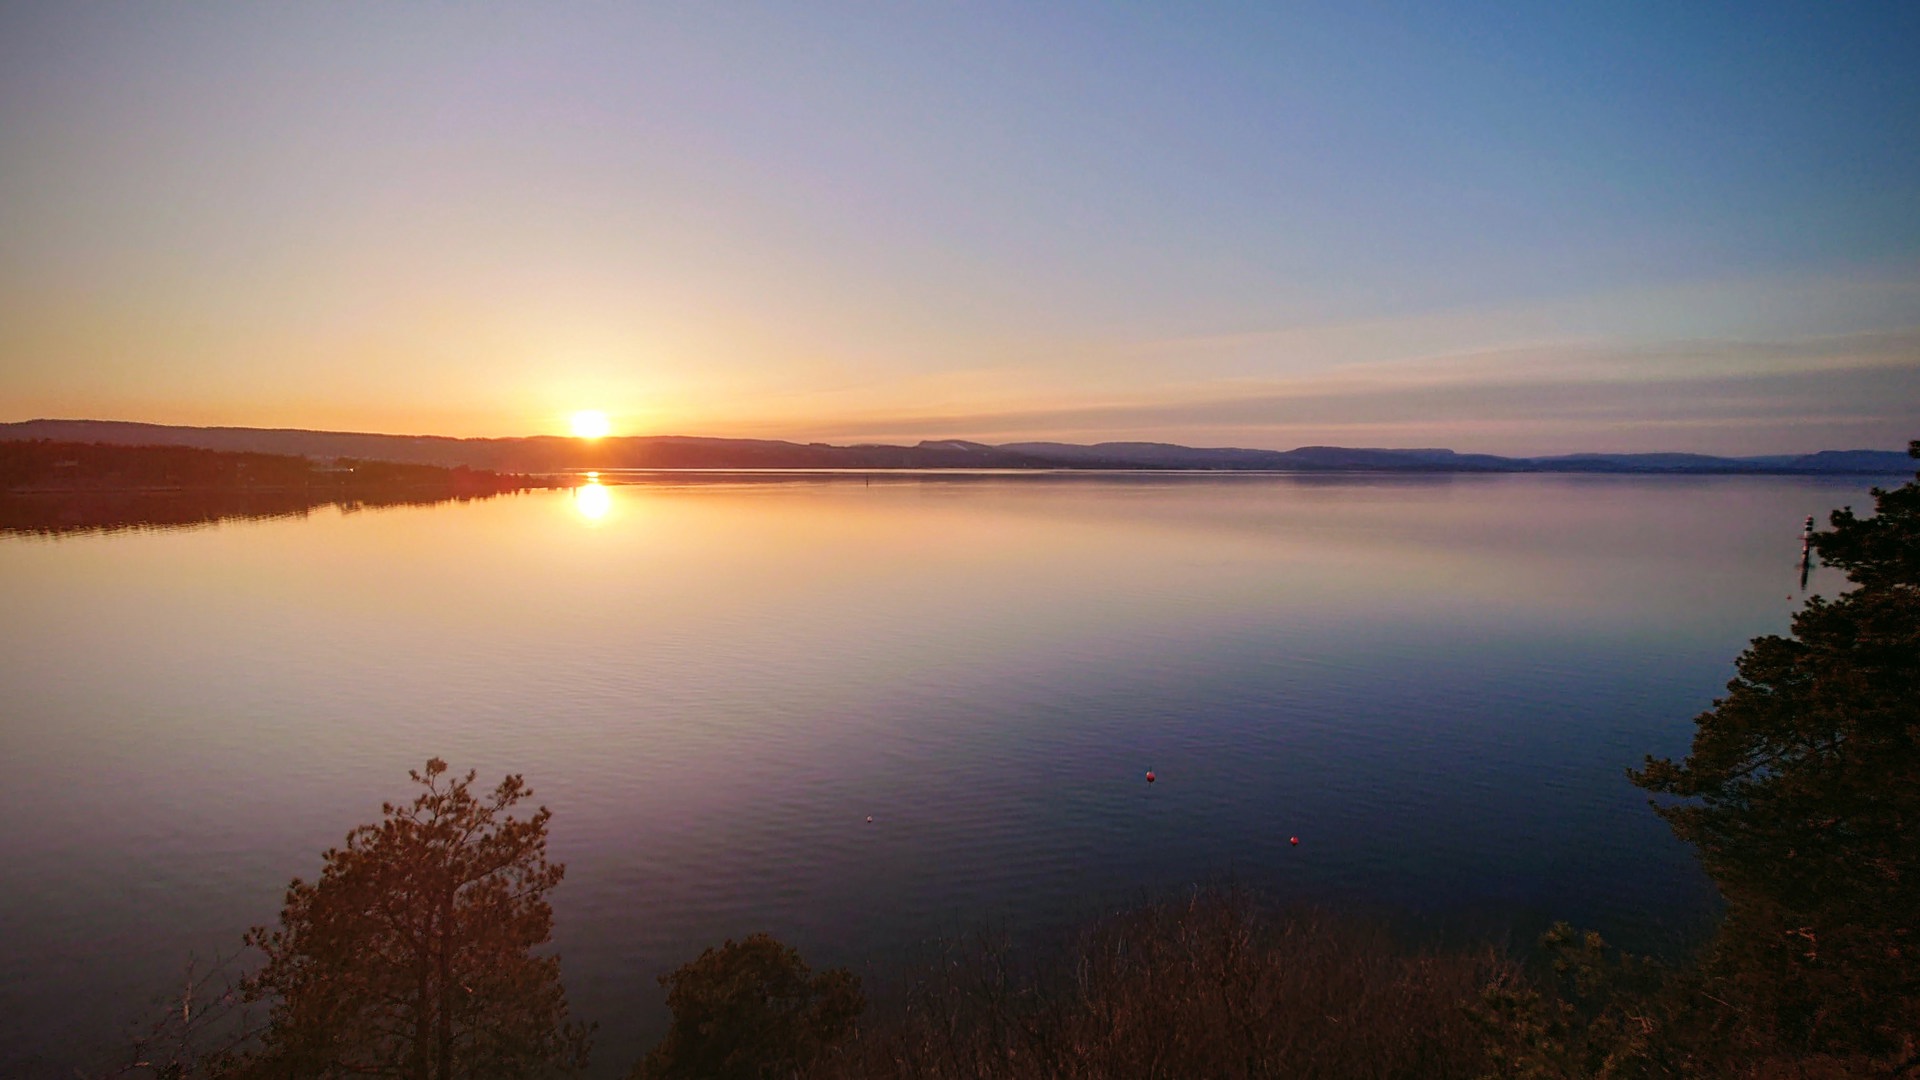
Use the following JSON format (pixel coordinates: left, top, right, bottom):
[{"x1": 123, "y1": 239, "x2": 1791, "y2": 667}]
[{"x1": 1, "y1": 419, "x2": 1911, "y2": 475}]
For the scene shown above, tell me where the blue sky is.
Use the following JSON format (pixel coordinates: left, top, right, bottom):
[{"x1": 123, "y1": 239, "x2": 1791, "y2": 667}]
[{"x1": 2, "y1": 2, "x2": 1916, "y2": 451}]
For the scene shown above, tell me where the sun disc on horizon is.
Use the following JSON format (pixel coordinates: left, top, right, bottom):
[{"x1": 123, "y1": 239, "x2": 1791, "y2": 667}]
[{"x1": 570, "y1": 410, "x2": 611, "y2": 439}]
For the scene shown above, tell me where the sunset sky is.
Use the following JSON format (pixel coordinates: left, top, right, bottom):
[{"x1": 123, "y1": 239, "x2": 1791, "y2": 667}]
[{"x1": 2, "y1": 3, "x2": 1916, "y2": 453}]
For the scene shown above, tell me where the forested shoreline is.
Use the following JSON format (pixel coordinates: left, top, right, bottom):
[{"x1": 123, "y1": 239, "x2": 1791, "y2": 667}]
[
  {"x1": 0, "y1": 441, "x2": 564, "y2": 536},
  {"x1": 1, "y1": 440, "x2": 556, "y2": 495}
]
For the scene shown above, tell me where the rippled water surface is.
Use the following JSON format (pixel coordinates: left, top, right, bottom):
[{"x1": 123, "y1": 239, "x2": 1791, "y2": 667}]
[{"x1": 0, "y1": 472, "x2": 1871, "y2": 1074}]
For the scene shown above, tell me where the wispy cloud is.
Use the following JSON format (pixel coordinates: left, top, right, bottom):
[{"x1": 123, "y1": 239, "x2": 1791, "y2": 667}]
[{"x1": 727, "y1": 330, "x2": 1920, "y2": 455}]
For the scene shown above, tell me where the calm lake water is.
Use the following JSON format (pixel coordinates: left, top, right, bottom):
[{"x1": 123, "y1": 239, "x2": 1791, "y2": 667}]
[{"x1": 0, "y1": 472, "x2": 1873, "y2": 1075}]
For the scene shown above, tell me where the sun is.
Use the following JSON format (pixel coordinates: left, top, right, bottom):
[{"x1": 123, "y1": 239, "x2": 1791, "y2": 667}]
[{"x1": 569, "y1": 410, "x2": 611, "y2": 439}]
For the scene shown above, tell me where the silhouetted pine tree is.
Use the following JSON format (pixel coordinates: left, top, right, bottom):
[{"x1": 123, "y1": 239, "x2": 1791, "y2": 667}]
[
  {"x1": 1634, "y1": 441, "x2": 1919, "y2": 1066},
  {"x1": 221, "y1": 760, "x2": 591, "y2": 1080}
]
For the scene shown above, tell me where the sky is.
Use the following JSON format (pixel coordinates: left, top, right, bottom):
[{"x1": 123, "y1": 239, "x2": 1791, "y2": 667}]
[{"x1": 2, "y1": 3, "x2": 1917, "y2": 454}]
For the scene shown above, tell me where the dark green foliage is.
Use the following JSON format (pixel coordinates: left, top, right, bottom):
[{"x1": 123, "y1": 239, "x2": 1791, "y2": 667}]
[
  {"x1": 221, "y1": 760, "x2": 591, "y2": 1080},
  {"x1": 1813, "y1": 441, "x2": 1920, "y2": 589},
  {"x1": 635, "y1": 934, "x2": 863, "y2": 1080},
  {"x1": 1632, "y1": 442, "x2": 1920, "y2": 1068},
  {"x1": 1475, "y1": 923, "x2": 1691, "y2": 1079}
]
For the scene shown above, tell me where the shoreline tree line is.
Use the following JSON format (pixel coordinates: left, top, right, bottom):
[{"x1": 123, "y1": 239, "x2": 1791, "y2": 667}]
[
  {"x1": 1, "y1": 439, "x2": 556, "y2": 496},
  {"x1": 0, "y1": 440, "x2": 569, "y2": 536}
]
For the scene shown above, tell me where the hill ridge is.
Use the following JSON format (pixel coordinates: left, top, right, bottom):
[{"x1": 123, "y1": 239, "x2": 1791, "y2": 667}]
[{"x1": 2, "y1": 419, "x2": 1911, "y2": 475}]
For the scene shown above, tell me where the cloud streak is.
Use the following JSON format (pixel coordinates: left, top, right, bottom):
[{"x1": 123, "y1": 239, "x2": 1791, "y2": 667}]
[{"x1": 739, "y1": 331, "x2": 1920, "y2": 455}]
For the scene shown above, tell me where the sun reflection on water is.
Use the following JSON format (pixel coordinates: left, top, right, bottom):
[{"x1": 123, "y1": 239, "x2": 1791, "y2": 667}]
[{"x1": 574, "y1": 481, "x2": 611, "y2": 521}]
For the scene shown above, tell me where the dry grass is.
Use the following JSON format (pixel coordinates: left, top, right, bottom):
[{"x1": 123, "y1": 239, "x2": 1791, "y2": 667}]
[{"x1": 814, "y1": 887, "x2": 1511, "y2": 1080}]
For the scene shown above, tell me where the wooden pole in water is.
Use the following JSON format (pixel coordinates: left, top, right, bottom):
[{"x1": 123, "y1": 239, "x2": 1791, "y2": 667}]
[{"x1": 1799, "y1": 515, "x2": 1815, "y2": 591}]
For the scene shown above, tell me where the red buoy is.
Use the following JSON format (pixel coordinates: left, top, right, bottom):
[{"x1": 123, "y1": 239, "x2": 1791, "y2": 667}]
[
  {"x1": 1145, "y1": 771, "x2": 1156, "y2": 783},
  {"x1": 1289, "y1": 836, "x2": 1299, "y2": 846}
]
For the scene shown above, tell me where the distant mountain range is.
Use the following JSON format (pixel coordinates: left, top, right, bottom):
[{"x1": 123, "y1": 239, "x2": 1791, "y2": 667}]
[{"x1": 2, "y1": 419, "x2": 1913, "y2": 475}]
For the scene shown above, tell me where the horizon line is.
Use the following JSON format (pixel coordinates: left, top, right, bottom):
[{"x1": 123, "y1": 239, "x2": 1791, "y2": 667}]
[{"x1": 3, "y1": 416, "x2": 1911, "y2": 460}]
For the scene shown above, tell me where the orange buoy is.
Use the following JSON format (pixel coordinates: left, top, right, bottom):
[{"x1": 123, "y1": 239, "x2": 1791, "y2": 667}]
[
  {"x1": 1145, "y1": 771, "x2": 1156, "y2": 783},
  {"x1": 1289, "y1": 836, "x2": 1299, "y2": 846}
]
